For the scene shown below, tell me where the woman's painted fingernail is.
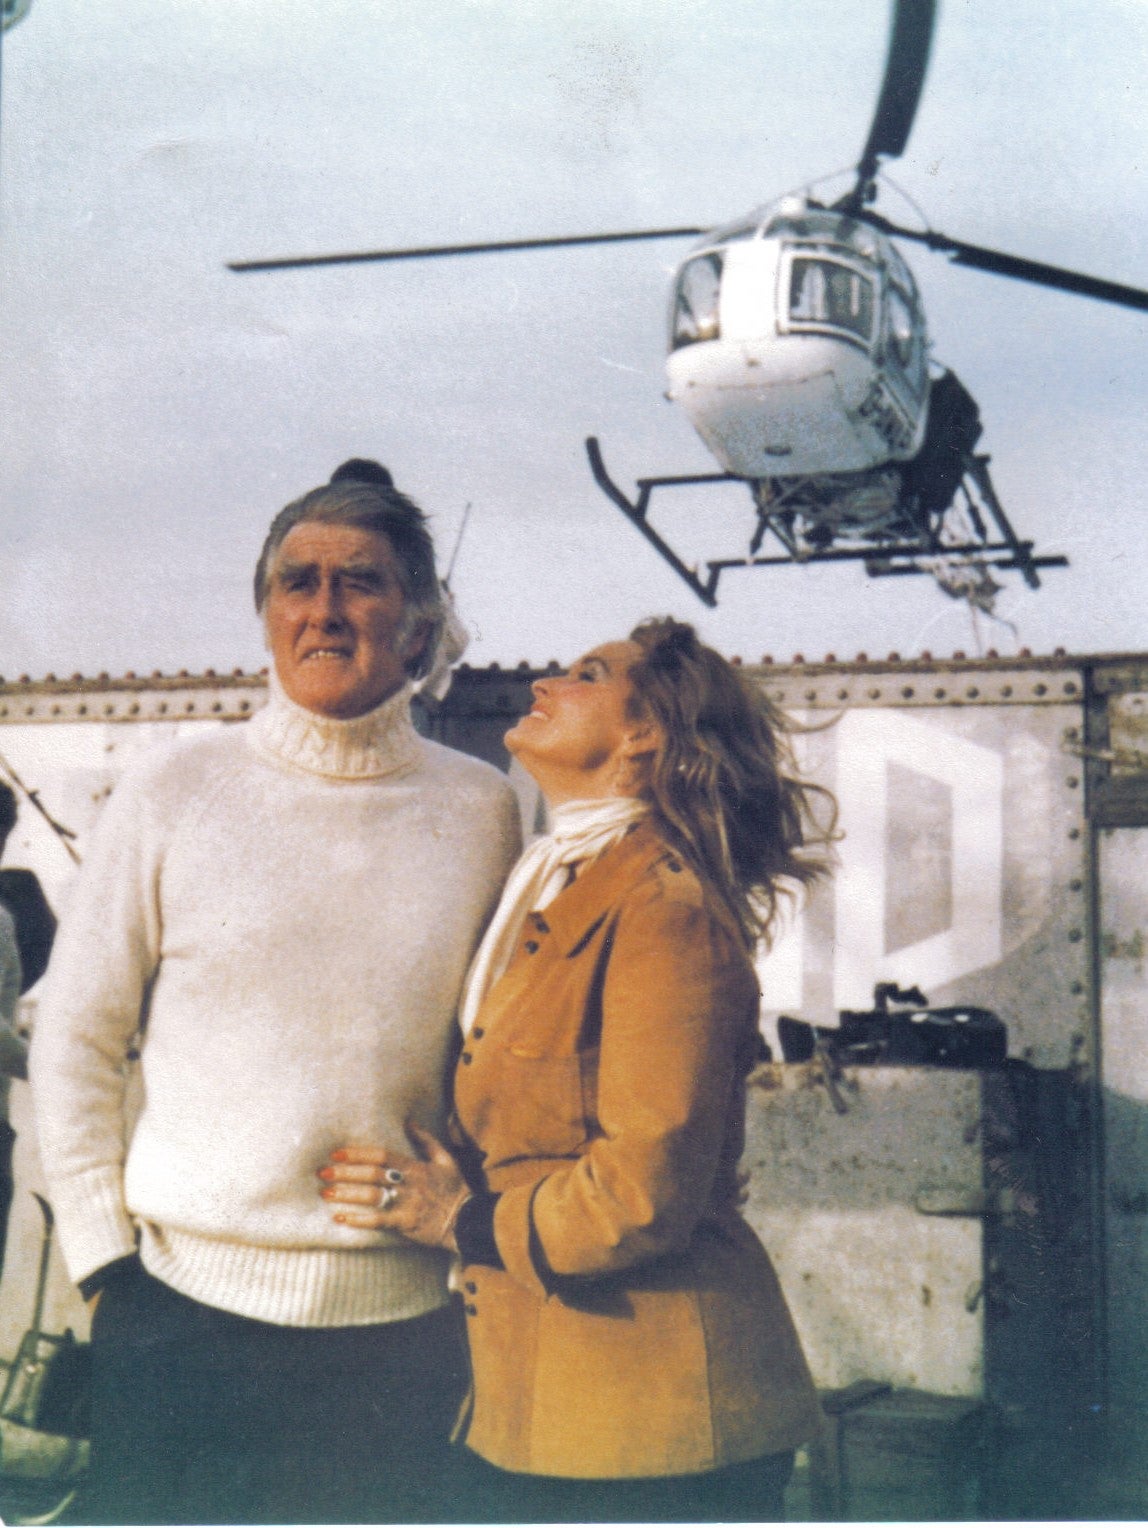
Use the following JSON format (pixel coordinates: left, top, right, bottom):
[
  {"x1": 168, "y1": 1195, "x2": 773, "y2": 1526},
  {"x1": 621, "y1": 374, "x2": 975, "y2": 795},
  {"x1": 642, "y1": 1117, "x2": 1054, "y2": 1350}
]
[{"x1": 318, "y1": 1167, "x2": 332, "y2": 1179}]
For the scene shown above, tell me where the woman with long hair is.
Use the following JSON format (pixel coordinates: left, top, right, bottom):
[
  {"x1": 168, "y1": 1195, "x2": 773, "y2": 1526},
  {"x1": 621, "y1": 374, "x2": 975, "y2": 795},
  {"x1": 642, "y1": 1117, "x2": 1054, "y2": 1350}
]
[{"x1": 321, "y1": 618, "x2": 834, "y2": 1522}]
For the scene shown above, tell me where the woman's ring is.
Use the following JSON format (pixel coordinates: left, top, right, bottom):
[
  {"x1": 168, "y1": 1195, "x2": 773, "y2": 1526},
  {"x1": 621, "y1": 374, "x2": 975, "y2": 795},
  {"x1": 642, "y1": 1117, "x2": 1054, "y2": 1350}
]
[
  {"x1": 384, "y1": 1168, "x2": 405, "y2": 1185},
  {"x1": 379, "y1": 1186, "x2": 399, "y2": 1210}
]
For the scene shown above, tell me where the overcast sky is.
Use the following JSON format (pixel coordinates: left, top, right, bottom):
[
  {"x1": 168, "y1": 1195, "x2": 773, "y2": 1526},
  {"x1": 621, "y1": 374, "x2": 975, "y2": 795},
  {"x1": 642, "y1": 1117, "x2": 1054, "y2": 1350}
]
[{"x1": 0, "y1": 0, "x2": 1145, "y2": 680}]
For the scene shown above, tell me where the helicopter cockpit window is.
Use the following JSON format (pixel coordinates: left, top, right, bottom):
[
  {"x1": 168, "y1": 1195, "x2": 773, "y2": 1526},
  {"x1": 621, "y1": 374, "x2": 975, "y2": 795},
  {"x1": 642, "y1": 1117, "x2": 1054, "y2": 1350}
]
[
  {"x1": 786, "y1": 256, "x2": 875, "y2": 345},
  {"x1": 671, "y1": 253, "x2": 723, "y2": 349},
  {"x1": 886, "y1": 285, "x2": 926, "y2": 394},
  {"x1": 884, "y1": 242, "x2": 916, "y2": 295}
]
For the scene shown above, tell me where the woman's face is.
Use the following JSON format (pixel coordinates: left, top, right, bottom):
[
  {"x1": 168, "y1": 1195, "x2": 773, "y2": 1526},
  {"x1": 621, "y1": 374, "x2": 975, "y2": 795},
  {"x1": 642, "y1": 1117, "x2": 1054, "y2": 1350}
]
[{"x1": 505, "y1": 640, "x2": 657, "y2": 803}]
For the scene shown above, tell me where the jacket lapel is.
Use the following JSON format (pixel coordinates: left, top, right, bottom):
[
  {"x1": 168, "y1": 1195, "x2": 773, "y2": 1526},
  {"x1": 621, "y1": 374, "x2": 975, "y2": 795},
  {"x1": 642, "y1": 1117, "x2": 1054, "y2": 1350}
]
[{"x1": 540, "y1": 818, "x2": 668, "y2": 957}]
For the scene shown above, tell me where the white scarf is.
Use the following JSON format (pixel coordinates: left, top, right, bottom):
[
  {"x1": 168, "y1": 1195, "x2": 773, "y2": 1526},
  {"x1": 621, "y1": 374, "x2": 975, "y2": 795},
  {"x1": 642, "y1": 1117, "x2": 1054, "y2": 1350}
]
[{"x1": 458, "y1": 796, "x2": 649, "y2": 1035}]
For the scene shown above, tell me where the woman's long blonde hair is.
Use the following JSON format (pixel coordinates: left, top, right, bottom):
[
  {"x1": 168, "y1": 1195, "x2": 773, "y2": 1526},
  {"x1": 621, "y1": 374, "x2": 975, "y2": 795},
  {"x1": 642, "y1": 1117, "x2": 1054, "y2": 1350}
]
[{"x1": 627, "y1": 618, "x2": 836, "y2": 947}]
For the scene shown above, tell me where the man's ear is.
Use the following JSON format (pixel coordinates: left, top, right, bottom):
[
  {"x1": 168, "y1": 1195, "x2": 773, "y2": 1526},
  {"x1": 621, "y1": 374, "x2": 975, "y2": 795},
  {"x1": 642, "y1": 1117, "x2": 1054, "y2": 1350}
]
[{"x1": 401, "y1": 619, "x2": 434, "y2": 674}]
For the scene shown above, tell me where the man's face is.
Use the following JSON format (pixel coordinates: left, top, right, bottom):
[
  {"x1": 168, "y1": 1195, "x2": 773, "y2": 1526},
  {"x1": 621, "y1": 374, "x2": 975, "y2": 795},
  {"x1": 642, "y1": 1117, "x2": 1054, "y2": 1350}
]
[{"x1": 264, "y1": 521, "x2": 424, "y2": 719}]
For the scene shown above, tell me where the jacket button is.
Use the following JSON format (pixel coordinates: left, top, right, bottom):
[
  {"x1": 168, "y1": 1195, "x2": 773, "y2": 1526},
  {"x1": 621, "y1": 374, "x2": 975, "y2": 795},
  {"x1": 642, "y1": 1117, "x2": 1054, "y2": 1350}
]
[
  {"x1": 461, "y1": 1052, "x2": 473, "y2": 1065},
  {"x1": 465, "y1": 1281, "x2": 477, "y2": 1294},
  {"x1": 472, "y1": 1027, "x2": 485, "y2": 1040},
  {"x1": 534, "y1": 916, "x2": 549, "y2": 934},
  {"x1": 464, "y1": 1303, "x2": 478, "y2": 1317},
  {"x1": 524, "y1": 940, "x2": 539, "y2": 953}
]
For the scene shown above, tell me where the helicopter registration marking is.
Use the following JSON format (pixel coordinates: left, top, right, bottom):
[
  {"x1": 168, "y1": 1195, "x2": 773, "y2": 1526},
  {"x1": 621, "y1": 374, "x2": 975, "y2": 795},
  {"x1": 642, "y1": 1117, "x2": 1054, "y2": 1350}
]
[{"x1": 856, "y1": 378, "x2": 915, "y2": 455}]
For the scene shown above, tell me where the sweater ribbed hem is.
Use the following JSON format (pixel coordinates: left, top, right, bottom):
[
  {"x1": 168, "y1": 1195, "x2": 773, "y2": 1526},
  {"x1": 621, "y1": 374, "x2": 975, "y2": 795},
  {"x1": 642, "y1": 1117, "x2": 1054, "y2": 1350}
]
[{"x1": 139, "y1": 1224, "x2": 451, "y2": 1328}]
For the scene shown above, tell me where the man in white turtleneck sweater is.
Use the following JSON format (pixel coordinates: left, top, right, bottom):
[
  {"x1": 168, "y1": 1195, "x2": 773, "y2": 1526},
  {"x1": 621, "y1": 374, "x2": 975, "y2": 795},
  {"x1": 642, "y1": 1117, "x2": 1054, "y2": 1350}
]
[{"x1": 30, "y1": 465, "x2": 521, "y2": 1524}]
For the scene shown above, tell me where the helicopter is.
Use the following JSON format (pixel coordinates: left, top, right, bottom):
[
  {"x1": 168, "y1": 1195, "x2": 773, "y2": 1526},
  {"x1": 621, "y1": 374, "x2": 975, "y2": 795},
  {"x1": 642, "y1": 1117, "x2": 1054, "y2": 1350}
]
[{"x1": 228, "y1": 0, "x2": 1148, "y2": 612}]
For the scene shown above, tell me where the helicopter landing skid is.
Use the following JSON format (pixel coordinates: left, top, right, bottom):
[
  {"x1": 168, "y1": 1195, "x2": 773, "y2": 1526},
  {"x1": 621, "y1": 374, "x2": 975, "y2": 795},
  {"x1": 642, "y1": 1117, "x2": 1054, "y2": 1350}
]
[
  {"x1": 585, "y1": 437, "x2": 1068, "y2": 606},
  {"x1": 585, "y1": 437, "x2": 727, "y2": 607}
]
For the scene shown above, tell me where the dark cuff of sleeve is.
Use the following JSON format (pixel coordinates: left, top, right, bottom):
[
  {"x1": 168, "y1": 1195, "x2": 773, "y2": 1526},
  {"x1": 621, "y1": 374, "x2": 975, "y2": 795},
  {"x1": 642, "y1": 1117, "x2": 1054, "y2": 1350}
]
[
  {"x1": 454, "y1": 1191, "x2": 504, "y2": 1269},
  {"x1": 79, "y1": 1252, "x2": 141, "y2": 1303}
]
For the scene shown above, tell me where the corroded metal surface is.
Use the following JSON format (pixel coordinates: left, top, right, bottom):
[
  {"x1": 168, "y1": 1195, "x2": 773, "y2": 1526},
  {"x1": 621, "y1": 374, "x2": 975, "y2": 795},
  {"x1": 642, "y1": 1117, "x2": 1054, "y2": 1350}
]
[
  {"x1": 0, "y1": 647, "x2": 1108, "y2": 722},
  {"x1": 752, "y1": 664, "x2": 1084, "y2": 711},
  {"x1": 1098, "y1": 828, "x2": 1148, "y2": 1454},
  {"x1": 1108, "y1": 692, "x2": 1148, "y2": 768},
  {"x1": 0, "y1": 672, "x2": 267, "y2": 725},
  {"x1": 2, "y1": 650, "x2": 1144, "y2": 1415},
  {"x1": 744, "y1": 1065, "x2": 984, "y2": 1395}
]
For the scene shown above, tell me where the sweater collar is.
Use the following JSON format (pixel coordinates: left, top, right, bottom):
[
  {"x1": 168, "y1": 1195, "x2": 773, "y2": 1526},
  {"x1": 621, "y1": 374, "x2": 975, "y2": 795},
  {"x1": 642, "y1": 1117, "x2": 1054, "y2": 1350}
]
[{"x1": 247, "y1": 671, "x2": 423, "y2": 780}]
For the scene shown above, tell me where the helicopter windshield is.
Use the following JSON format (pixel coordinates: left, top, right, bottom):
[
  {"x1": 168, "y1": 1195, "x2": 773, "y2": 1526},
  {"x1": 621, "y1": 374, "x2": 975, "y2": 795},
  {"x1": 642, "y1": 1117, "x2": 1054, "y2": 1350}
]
[
  {"x1": 671, "y1": 253, "x2": 723, "y2": 349},
  {"x1": 786, "y1": 256, "x2": 875, "y2": 345}
]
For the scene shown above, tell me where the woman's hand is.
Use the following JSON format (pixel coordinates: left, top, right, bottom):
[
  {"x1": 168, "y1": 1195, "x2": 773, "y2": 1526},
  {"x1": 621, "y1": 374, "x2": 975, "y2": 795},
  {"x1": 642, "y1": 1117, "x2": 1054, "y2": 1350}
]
[{"x1": 319, "y1": 1122, "x2": 471, "y2": 1253}]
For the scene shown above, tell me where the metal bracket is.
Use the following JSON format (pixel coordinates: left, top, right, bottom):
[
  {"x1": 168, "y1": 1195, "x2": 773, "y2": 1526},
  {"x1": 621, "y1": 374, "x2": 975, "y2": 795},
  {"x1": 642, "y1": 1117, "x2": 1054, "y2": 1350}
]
[{"x1": 915, "y1": 1186, "x2": 1017, "y2": 1219}]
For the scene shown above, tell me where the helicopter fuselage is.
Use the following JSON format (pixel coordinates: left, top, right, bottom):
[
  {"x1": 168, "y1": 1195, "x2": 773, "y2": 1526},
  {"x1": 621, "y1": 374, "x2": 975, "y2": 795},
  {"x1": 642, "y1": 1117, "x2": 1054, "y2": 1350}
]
[{"x1": 665, "y1": 200, "x2": 931, "y2": 480}]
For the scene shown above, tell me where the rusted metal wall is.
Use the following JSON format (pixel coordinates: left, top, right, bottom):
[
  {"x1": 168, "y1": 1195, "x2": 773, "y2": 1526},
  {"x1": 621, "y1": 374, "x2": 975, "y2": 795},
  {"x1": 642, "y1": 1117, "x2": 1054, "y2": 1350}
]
[
  {"x1": 1086, "y1": 658, "x2": 1148, "y2": 1502},
  {"x1": 1, "y1": 653, "x2": 1140, "y2": 1454},
  {"x1": 430, "y1": 654, "x2": 1104, "y2": 1431}
]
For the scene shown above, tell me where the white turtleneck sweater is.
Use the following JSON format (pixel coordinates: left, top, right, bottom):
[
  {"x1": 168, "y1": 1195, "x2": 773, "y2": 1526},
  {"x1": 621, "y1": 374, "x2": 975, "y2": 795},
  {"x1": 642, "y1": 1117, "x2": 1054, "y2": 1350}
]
[{"x1": 30, "y1": 680, "x2": 521, "y2": 1327}]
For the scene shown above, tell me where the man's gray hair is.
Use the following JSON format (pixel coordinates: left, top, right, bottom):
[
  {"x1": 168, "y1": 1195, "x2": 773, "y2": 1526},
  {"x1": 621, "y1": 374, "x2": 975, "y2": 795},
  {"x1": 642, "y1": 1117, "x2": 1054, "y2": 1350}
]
[{"x1": 254, "y1": 474, "x2": 445, "y2": 681}]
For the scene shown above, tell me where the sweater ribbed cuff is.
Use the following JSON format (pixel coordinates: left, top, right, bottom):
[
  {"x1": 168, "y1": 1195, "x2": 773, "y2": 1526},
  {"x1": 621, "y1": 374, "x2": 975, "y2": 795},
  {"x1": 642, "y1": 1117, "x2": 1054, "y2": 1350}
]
[{"x1": 47, "y1": 1164, "x2": 139, "y2": 1287}]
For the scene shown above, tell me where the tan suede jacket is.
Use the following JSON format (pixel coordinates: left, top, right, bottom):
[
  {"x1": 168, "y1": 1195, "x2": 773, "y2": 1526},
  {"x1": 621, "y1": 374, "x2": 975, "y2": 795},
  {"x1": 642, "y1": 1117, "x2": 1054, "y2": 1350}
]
[{"x1": 450, "y1": 820, "x2": 820, "y2": 1479}]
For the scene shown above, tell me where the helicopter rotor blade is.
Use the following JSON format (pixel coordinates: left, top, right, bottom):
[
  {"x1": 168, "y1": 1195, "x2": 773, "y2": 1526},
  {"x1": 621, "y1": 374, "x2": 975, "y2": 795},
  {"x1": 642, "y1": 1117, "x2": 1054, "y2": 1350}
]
[
  {"x1": 228, "y1": 226, "x2": 706, "y2": 273},
  {"x1": 868, "y1": 212, "x2": 1148, "y2": 312},
  {"x1": 856, "y1": 0, "x2": 938, "y2": 187}
]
